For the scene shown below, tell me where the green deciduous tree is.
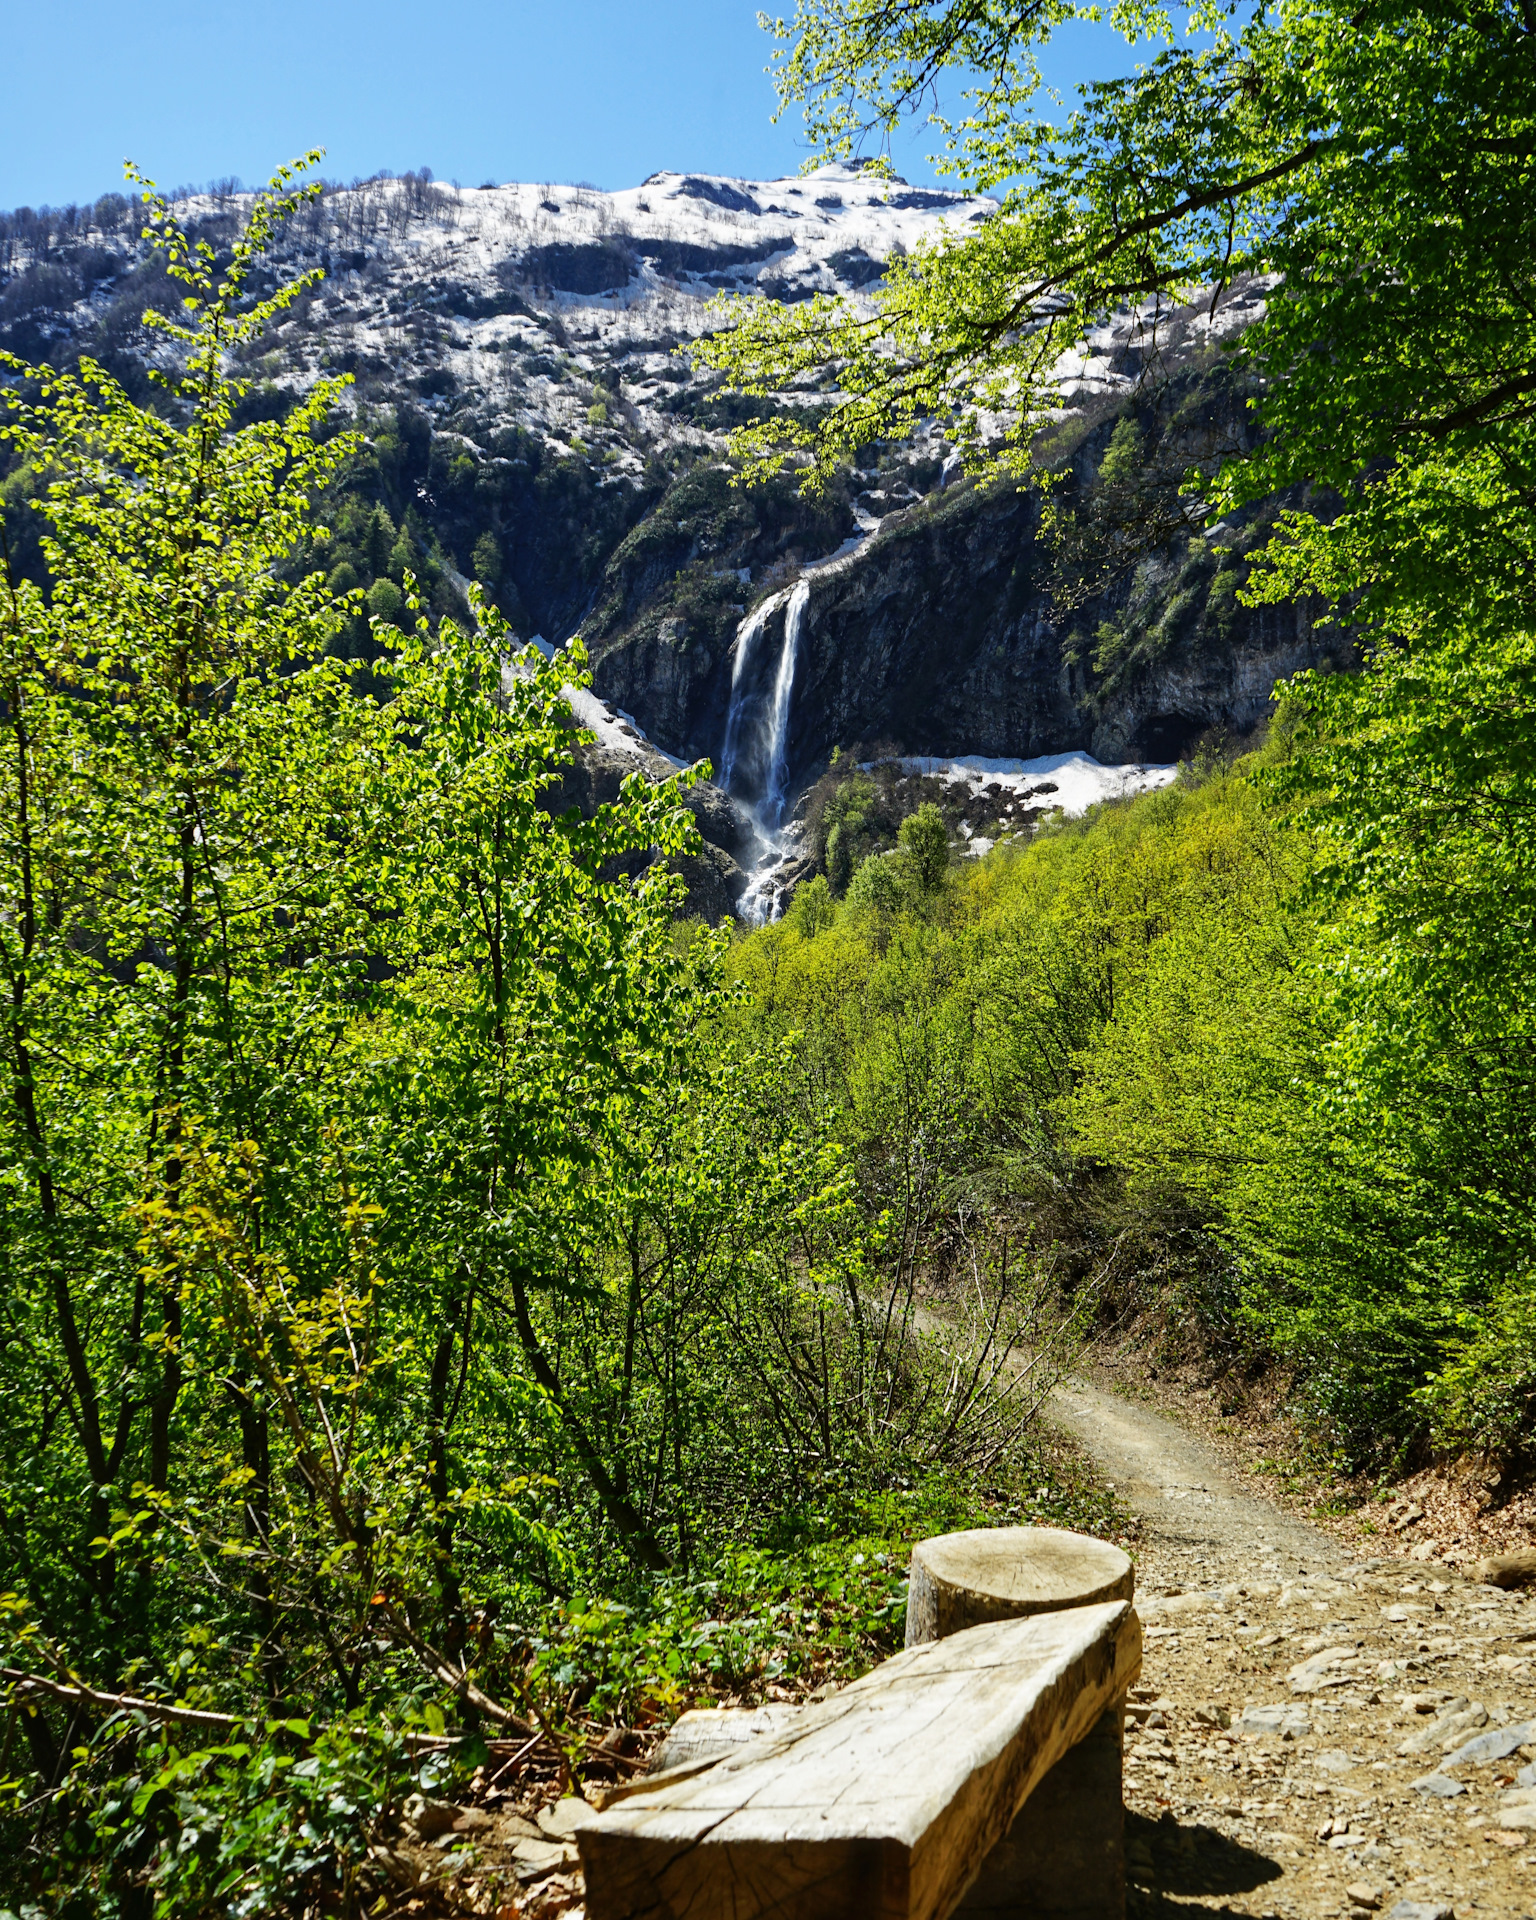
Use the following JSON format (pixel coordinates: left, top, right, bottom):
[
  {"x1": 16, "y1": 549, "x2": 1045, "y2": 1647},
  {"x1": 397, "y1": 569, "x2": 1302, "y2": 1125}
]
[
  {"x1": 708, "y1": 1, "x2": 1536, "y2": 503},
  {"x1": 706, "y1": 0, "x2": 1536, "y2": 1458},
  {"x1": 0, "y1": 154, "x2": 368, "y2": 1651},
  {"x1": 898, "y1": 801, "x2": 951, "y2": 894},
  {"x1": 366, "y1": 573, "x2": 405, "y2": 623},
  {"x1": 0, "y1": 159, "x2": 1041, "y2": 1916}
]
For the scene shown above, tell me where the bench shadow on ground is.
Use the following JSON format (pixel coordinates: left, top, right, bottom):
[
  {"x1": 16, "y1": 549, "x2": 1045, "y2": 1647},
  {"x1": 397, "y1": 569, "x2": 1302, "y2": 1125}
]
[{"x1": 1127, "y1": 1809, "x2": 1285, "y2": 1917}]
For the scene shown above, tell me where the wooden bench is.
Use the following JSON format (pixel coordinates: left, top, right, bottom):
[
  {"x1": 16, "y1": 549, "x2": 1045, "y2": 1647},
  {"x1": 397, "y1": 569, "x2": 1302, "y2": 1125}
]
[{"x1": 578, "y1": 1529, "x2": 1140, "y2": 1920}]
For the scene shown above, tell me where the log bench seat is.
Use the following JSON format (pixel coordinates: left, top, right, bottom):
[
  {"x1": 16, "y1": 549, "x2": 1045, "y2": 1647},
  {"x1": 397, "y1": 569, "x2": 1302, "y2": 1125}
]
[{"x1": 577, "y1": 1593, "x2": 1142, "y2": 1920}]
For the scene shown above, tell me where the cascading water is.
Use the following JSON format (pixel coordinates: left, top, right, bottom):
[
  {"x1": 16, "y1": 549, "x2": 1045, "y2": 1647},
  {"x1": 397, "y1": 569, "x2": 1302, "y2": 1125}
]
[
  {"x1": 713, "y1": 579, "x2": 815, "y2": 924},
  {"x1": 717, "y1": 581, "x2": 808, "y2": 827},
  {"x1": 762, "y1": 579, "x2": 810, "y2": 827},
  {"x1": 717, "y1": 542, "x2": 867, "y2": 921},
  {"x1": 717, "y1": 591, "x2": 785, "y2": 794}
]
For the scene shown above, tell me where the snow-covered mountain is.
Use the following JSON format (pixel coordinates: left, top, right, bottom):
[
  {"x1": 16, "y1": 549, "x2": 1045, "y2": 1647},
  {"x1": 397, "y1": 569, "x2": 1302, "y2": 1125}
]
[
  {"x1": 3, "y1": 161, "x2": 1258, "y2": 474},
  {"x1": 0, "y1": 167, "x2": 1327, "y2": 920},
  {"x1": 156, "y1": 164, "x2": 1007, "y2": 478}
]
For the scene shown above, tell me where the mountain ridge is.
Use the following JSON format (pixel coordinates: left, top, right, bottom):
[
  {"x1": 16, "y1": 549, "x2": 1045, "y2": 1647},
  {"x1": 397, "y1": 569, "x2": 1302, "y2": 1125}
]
[{"x1": 0, "y1": 165, "x2": 1338, "y2": 917}]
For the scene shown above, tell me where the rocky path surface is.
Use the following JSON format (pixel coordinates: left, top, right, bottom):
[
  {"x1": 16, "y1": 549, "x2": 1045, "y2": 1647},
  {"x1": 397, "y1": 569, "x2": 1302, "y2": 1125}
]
[
  {"x1": 1046, "y1": 1374, "x2": 1536, "y2": 1920},
  {"x1": 404, "y1": 1371, "x2": 1535, "y2": 1920},
  {"x1": 1050, "y1": 1373, "x2": 1346, "y2": 1577}
]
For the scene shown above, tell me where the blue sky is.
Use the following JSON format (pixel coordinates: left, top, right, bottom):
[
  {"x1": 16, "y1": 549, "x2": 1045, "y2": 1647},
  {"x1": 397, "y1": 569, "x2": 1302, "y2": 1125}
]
[{"x1": 1, "y1": 2, "x2": 1147, "y2": 211}]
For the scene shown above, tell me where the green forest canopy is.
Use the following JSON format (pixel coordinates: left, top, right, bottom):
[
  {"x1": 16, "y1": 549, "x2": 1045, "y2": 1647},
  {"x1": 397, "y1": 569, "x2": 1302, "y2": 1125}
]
[
  {"x1": 1, "y1": 0, "x2": 1534, "y2": 1907},
  {"x1": 700, "y1": 0, "x2": 1536, "y2": 1459}
]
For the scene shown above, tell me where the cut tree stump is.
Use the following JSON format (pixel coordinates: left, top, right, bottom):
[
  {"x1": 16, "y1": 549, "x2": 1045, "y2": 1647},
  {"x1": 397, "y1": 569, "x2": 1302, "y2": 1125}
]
[
  {"x1": 905, "y1": 1526, "x2": 1134, "y2": 1647},
  {"x1": 907, "y1": 1527, "x2": 1136, "y2": 1920},
  {"x1": 578, "y1": 1599, "x2": 1141, "y2": 1920}
]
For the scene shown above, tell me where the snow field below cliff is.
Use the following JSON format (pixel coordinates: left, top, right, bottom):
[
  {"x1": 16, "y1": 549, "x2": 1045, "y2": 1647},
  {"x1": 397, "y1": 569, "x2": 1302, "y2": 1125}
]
[{"x1": 889, "y1": 750, "x2": 1178, "y2": 853}]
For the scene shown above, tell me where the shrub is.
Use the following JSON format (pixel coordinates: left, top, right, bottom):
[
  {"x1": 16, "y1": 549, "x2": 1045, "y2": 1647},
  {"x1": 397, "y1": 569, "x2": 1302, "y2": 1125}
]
[
  {"x1": 898, "y1": 802, "x2": 949, "y2": 894},
  {"x1": 845, "y1": 850, "x2": 908, "y2": 917},
  {"x1": 367, "y1": 575, "x2": 404, "y2": 624},
  {"x1": 472, "y1": 528, "x2": 502, "y2": 586}
]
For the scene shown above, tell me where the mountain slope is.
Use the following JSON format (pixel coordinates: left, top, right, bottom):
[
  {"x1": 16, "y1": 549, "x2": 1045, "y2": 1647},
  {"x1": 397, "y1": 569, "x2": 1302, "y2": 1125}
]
[{"x1": 0, "y1": 168, "x2": 1338, "y2": 915}]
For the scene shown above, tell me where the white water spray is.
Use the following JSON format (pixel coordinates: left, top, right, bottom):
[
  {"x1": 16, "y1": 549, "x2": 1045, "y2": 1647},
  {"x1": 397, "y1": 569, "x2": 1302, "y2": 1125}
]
[
  {"x1": 717, "y1": 591, "x2": 786, "y2": 793},
  {"x1": 762, "y1": 579, "x2": 810, "y2": 826},
  {"x1": 716, "y1": 539, "x2": 867, "y2": 923}
]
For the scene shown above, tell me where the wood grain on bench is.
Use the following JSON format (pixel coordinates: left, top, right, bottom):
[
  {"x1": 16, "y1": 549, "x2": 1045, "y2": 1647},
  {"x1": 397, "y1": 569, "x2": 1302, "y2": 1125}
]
[{"x1": 578, "y1": 1597, "x2": 1141, "y2": 1920}]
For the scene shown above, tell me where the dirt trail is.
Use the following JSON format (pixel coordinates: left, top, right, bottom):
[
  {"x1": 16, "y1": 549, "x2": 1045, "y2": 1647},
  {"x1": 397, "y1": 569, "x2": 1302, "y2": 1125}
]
[
  {"x1": 500, "y1": 1359, "x2": 1533, "y2": 1920},
  {"x1": 1043, "y1": 1370, "x2": 1536, "y2": 1920},
  {"x1": 1048, "y1": 1372, "x2": 1344, "y2": 1580}
]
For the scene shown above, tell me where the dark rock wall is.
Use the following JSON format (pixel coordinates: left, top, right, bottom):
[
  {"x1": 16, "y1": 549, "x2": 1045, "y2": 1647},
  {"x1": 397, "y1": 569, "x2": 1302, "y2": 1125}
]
[
  {"x1": 589, "y1": 471, "x2": 1335, "y2": 784},
  {"x1": 788, "y1": 486, "x2": 1078, "y2": 764},
  {"x1": 585, "y1": 367, "x2": 1345, "y2": 785}
]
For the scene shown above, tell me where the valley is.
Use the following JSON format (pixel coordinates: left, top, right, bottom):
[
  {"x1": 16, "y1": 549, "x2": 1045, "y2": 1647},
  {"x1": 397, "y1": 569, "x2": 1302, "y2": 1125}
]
[{"x1": 2, "y1": 3, "x2": 1533, "y2": 1908}]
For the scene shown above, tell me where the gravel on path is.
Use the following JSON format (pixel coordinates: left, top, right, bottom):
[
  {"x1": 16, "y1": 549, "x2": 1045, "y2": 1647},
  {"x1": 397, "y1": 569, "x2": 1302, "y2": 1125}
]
[
  {"x1": 1047, "y1": 1374, "x2": 1536, "y2": 1920},
  {"x1": 1050, "y1": 1374, "x2": 1345, "y2": 1579}
]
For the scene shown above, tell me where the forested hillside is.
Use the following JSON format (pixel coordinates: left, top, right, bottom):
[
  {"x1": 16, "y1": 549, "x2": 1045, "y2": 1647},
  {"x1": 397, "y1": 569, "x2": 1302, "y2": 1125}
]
[
  {"x1": 735, "y1": 741, "x2": 1532, "y2": 1468},
  {"x1": 0, "y1": 0, "x2": 1533, "y2": 1912},
  {"x1": 704, "y1": 0, "x2": 1536, "y2": 1470}
]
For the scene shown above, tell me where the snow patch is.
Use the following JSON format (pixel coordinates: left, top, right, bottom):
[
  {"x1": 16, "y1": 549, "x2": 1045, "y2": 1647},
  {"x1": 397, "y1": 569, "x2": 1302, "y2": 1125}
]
[
  {"x1": 888, "y1": 750, "x2": 1178, "y2": 820},
  {"x1": 520, "y1": 635, "x2": 690, "y2": 771},
  {"x1": 563, "y1": 682, "x2": 689, "y2": 771}
]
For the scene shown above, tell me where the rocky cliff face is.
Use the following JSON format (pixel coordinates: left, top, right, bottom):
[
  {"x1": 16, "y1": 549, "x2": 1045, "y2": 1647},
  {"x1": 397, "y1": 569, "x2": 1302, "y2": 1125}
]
[
  {"x1": 1, "y1": 169, "x2": 1334, "y2": 913},
  {"x1": 584, "y1": 365, "x2": 1340, "y2": 813}
]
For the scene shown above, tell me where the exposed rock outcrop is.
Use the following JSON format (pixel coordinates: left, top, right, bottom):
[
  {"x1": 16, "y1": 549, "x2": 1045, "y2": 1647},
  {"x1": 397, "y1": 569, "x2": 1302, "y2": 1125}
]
[
  {"x1": 585, "y1": 368, "x2": 1342, "y2": 799},
  {"x1": 552, "y1": 739, "x2": 753, "y2": 920}
]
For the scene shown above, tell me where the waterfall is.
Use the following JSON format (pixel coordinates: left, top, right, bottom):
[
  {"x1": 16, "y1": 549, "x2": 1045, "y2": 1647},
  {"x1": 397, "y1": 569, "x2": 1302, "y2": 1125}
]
[
  {"x1": 715, "y1": 569, "x2": 824, "y2": 925},
  {"x1": 718, "y1": 590, "x2": 784, "y2": 793},
  {"x1": 717, "y1": 576, "x2": 810, "y2": 830},
  {"x1": 762, "y1": 579, "x2": 810, "y2": 826}
]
